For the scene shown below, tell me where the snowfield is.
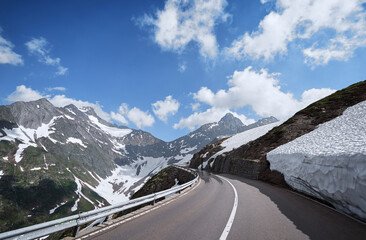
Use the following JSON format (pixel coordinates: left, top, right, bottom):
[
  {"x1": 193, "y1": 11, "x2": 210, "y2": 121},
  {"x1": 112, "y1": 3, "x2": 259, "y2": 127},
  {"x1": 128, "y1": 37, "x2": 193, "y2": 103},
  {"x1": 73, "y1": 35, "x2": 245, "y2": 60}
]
[
  {"x1": 88, "y1": 115, "x2": 132, "y2": 138},
  {"x1": 218, "y1": 121, "x2": 281, "y2": 156},
  {"x1": 66, "y1": 137, "x2": 87, "y2": 148},
  {"x1": 81, "y1": 156, "x2": 173, "y2": 204},
  {"x1": 267, "y1": 100, "x2": 366, "y2": 220},
  {"x1": 199, "y1": 121, "x2": 281, "y2": 168}
]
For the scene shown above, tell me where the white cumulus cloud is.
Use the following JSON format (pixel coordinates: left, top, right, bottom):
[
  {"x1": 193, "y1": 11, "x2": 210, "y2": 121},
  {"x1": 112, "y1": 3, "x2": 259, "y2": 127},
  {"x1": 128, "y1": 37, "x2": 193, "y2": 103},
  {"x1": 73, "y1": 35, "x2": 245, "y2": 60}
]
[
  {"x1": 174, "y1": 107, "x2": 254, "y2": 130},
  {"x1": 126, "y1": 107, "x2": 155, "y2": 129},
  {"x1": 25, "y1": 37, "x2": 68, "y2": 75},
  {"x1": 226, "y1": 0, "x2": 366, "y2": 65},
  {"x1": 110, "y1": 112, "x2": 128, "y2": 125},
  {"x1": 152, "y1": 96, "x2": 180, "y2": 122},
  {"x1": 140, "y1": 0, "x2": 229, "y2": 58},
  {"x1": 0, "y1": 28, "x2": 23, "y2": 65},
  {"x1": 116, "y1": 103, "x2": 155, "y2": 128},
  {"x1": 7, "y1": 85, "x2": 47, "y2": 102},
  {"x1": 175, "y1": 66, "x2": 335, "y2": 130},
  {"x1": 300, "y1": 88, "x2": 337, "y2": 107}
]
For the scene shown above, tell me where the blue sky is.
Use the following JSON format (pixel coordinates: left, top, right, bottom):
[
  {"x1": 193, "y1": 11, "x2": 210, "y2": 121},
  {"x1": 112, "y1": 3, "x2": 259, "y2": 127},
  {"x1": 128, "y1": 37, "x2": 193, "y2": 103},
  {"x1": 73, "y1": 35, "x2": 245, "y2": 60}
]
[{"x1": 1, "y1": 0, "x2": 366, "y2": 141}]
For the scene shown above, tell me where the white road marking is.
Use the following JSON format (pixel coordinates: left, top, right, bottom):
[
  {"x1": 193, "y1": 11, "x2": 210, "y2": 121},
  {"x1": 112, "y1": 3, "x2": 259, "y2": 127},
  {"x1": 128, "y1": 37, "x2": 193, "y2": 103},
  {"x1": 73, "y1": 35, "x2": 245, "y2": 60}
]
[{"x1": 218, "y1": 175, "x2": 238, "y2": 240}]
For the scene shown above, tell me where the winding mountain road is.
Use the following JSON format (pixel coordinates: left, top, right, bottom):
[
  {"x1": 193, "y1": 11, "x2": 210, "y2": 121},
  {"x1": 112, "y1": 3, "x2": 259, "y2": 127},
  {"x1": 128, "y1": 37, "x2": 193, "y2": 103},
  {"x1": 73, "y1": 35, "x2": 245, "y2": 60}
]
[{"x1": 81, "y1": 171, "x2": 366, "y2": 240}]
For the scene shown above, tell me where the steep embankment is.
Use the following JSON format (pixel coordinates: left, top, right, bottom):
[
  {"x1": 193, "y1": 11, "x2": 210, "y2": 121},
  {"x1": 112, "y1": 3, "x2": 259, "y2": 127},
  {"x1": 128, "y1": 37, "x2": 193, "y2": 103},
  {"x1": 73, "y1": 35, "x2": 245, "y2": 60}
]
[
  {"x1": 190, "y1": 80, "x2": 366, "y2": 186},
  {"x1": 131, "y1": 166, "x2": 195, "y2": 199}
]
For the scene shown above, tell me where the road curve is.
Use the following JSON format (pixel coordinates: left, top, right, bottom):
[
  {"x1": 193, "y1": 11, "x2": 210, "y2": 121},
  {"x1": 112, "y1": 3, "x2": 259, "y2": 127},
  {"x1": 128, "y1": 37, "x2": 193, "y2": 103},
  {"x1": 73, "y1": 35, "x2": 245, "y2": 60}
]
[{"x1": 83, "y1": 171, "x2": 366, "y2": 240}]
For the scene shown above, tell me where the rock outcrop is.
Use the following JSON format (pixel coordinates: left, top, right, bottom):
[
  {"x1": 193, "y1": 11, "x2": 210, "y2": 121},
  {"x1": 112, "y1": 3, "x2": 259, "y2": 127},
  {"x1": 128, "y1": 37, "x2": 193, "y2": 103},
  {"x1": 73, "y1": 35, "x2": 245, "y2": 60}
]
[{"x1": 131, "y1": 166, "x2": 195, "y2": 199}]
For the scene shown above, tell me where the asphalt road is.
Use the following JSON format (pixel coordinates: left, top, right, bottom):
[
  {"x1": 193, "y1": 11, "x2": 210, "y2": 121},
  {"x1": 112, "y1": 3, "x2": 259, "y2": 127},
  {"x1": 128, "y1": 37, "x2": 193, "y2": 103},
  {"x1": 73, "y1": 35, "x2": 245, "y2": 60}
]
[{"x1": 84, "y1": 171, "x2": 366, "y2": 240}]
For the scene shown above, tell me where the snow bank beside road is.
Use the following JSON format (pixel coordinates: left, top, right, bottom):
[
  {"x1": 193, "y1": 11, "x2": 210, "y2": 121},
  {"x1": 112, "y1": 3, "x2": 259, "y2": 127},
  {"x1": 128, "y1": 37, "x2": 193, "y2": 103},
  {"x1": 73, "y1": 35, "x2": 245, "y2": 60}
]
[{"x1": 268, "y1": 100, "x2": 366, "y2": 220}]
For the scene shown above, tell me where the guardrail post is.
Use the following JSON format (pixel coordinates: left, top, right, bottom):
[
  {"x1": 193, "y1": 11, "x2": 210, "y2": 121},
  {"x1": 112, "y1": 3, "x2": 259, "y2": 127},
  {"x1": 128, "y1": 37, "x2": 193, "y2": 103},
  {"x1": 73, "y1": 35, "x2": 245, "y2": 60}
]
[
  {"x1": 74, "y1": 225, "x2": 81, "y2": 237},
  {"x1": 153, "y1": 193, "x2": 156, "y2": 205},
  {"x1": 73, "y1": 211, "x2": 82, "y2": 237}
]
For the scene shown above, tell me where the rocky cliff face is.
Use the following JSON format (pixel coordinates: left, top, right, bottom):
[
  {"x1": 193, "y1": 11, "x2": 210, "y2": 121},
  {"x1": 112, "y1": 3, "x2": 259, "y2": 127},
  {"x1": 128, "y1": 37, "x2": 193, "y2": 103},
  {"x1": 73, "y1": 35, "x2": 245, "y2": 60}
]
[
  {"x1": 8, "y1": 98, "x2": 60, "y2": 129},
  {"x1": 189, "y1": 80, "x2": 366, "y2": 187}
]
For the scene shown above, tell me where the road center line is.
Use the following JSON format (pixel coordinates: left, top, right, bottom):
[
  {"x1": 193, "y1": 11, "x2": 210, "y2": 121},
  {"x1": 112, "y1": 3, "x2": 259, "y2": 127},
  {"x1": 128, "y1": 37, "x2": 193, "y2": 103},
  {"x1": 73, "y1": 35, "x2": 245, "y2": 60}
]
[{"x1": 217, "y1": 175, "x2": 238, "y2": 240}]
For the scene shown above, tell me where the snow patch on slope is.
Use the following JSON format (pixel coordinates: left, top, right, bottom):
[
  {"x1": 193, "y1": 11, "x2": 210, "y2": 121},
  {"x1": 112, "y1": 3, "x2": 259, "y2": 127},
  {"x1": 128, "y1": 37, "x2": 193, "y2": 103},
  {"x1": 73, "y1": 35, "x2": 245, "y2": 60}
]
[
  {"x1": 30, "y1": 167, "x2": 42, "y2": 171},
  {"x1": 219, "y1": 121, "x2": 281, "y2": 155},
  {"x1": 1, "y1": 127, "x2": 37, "y2": 163},
  {"x1": 49, "y1": 201, "x2": 67, "y2": 214},
  {"x1": 267, "y1": 100, "x2": 366, "y2": 220},
  {"x1": 66, "y1": 108, "x2": 76, "y2": 115},
  {"x1": 22, "y1": 116, "x2": 62, "y2": 141},
  {"x1": 71, "y1": 176, "x2": 96, "y2": 211},
  {"x1": 64, "y1": 114, "x2": 75, "y2": 120},
  {"x1": 174, "y1": 154, "x2": 193, "y2": 164},
  {"x1": 66, "y1": 137, "x2": 87, "y2": 148},
  {"x1": 88, "y1": 115, "x2": 132, "y2": 138},
  {"x1": 83, "y1": 156, "x2": 172, "y2": 204},
  {"x1": 82, "y1": 166, "x2": 133, "y2": 204},
  {"x1": 0, "y1": 116, "x2": 63, "y2": 163},
  {"x1": 180, "y1": 146, "x2": 197, "y2": 154}
]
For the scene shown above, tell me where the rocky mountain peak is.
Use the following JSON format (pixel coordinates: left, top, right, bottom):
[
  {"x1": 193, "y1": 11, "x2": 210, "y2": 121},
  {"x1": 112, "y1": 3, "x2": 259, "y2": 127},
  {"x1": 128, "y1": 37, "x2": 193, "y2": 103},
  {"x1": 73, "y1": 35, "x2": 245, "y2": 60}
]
[
  {"x1": 257, "y1": 116, "x2": 278, "y2": 125},
  {"x1": 122, "y1": 130, "x2": 163, "y2": 146},
  {"x1": 245, "y1": 116, "x2": 278, "y2": 129},
  {"x1": 76, "y1": 105, "x2": 116, "y2": 127},
  {"x1": 64, "y1": 104, "x2": 79, "y2": 112},
  {"x1": 80, "y1": 106, "x2": 97, "y2": 116},
  {"x1": 218, "y1": 113, "x2": 244, "y2": 128},
  {"x1": 9, "y1": 98, "x2": 61, "y2": 129}
]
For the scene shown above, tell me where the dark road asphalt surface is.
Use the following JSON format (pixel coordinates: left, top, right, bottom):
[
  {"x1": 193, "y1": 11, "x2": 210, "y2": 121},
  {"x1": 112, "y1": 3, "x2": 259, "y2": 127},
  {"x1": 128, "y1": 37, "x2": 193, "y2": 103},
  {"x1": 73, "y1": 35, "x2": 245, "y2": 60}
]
[{"x1": 84, "y1": 171, "x2": 366, "y2": 240}]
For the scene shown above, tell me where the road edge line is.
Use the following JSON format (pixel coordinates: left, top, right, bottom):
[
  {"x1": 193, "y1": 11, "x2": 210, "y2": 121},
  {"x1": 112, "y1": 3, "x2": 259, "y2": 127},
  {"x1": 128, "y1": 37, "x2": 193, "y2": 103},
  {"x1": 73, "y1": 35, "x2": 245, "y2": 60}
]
[{"x1": 217, "y1": 175, "x2": 238, "y2": 240}]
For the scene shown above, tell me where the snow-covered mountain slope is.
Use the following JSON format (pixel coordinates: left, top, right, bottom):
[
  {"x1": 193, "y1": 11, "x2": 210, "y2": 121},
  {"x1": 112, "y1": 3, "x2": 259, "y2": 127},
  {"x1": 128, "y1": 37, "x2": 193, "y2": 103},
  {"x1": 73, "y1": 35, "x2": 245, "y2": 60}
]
[
  {"x1": 167, "y1": 113, "x2": 278, "y2": 164},
  {"x1": 193, "y1": 121, "x2": 281, "y2": 169},
  {"x1": 0, "y1": 99, "x2": 168, "y2": 205},
  {"x1": 267, "y1": 100, "x2": 366, "y2": 220},
  {"x1": 88, "y1": 115, "x2": 132, "y2": 138},
  {"x1": 106, "y1": 113, "x2": 277, "y2": 200}
]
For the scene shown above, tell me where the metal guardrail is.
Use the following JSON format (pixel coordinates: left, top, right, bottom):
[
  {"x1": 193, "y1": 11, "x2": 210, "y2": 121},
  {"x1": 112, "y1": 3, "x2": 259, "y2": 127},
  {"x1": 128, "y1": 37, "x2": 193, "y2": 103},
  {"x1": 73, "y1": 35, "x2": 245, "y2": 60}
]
[{"x1": 0, "y1": 166, "x2": 198, "y2": 240}]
